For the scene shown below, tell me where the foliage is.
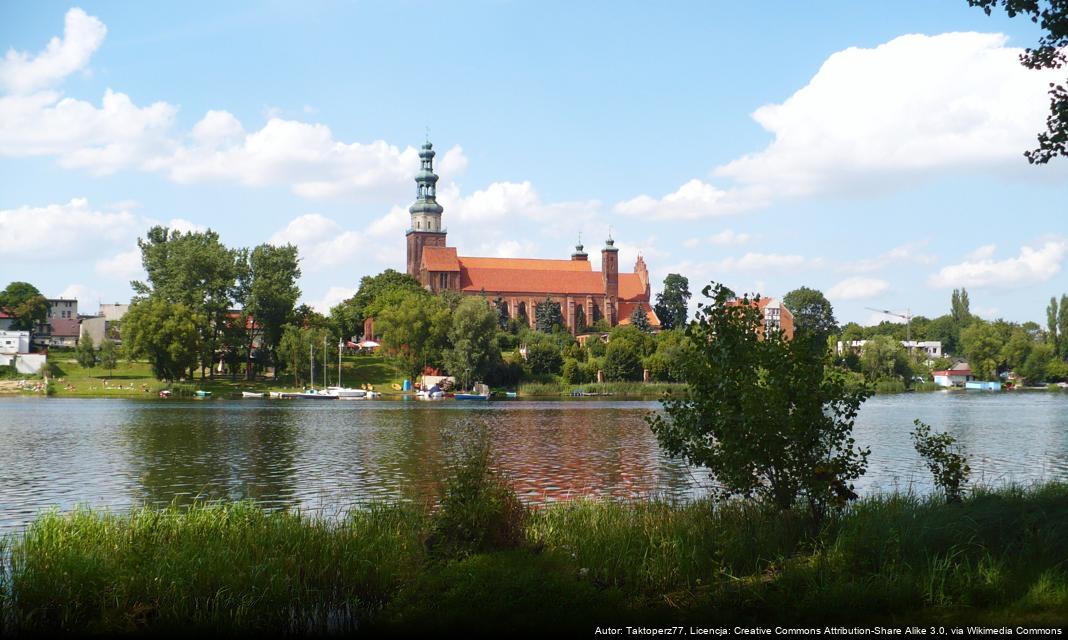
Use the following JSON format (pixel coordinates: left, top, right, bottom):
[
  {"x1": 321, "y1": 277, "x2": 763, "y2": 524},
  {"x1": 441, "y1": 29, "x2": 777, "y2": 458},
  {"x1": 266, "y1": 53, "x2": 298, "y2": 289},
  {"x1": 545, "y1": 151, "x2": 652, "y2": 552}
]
[
  {"x1": 75, "y1": 334, "x2": 97, "y2": 369},
  {"x1": 653, "y1": 273, "x2": 691, "y2": 330},
  {"x1": 960, "y1": 320, "x2": 1002, "y2": 380},
  {"x1": 121, "y1": 299, "x2": 203, "y2": 381},
  {"x1": 426, "y1": 424, "x2": 528, "y2": 560},
  {"x1": 859, "y1": 335, "x2": 911, "y2": 381},
  {"x1": 375, "y1": 292, "x2": 450, "y2": 382},
  {"x1": 649, "y1": 283, "x2": 871, "y2": 517},
  {"x1": 603, "y1": 335, "x2": 643, "y2": 382},
  {"x1": 240, "y1": 243, "x2": 301, "y2": 378},
  {"x1": 534, "y1": 297, "x2": 563, "y2": 333},
  {"x1": 0, "y1": 281, "x2": 49, "y2": 331},
  {"x1": 329, "y1": 269, "x2": 425, "y2": 341},
  {"x1": 97, "y1": 339, "x2": 118, "y2": 378},
  {"x1": 1048, "y1": 295, "x2": 1060, "y2": 355},
  {"x1": 783, "y1": 286, "x2": 838, "y2": 342},
  {"x1": 969, "y1": 0, "x2": 1068, "y2": 163},
  {"x1": 951, "y1": 288, "x2": 973, "y2": 327},
  {"x1": 443, "y1": 297, "x2": 501, "y2": 389},
  {"x1": 1060, "y1": 293, "x2": 1068, "y2": 359},
  {"x1": 626, "y1": 304, "x2": 652, "y2": 333},
  {"x1": 911, "y1": 420, "x2": 971, "y2": 503},
  {"x1": 493, "y1": 297, "x2": 509, "y2": 329},
  {"x1": 277, "y1": 323, "x2": 332, "y2": 387},
  {"x1": 525, "y1": 340, "x2": 563, "y2": 375}
]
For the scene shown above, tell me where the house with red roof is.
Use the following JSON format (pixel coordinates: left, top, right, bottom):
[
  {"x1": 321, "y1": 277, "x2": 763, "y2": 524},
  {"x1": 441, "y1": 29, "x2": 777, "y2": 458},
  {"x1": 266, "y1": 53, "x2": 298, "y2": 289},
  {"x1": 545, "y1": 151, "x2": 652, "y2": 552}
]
[{"x1": 404, "y1": 141, "x2": 659, "y2": 334}]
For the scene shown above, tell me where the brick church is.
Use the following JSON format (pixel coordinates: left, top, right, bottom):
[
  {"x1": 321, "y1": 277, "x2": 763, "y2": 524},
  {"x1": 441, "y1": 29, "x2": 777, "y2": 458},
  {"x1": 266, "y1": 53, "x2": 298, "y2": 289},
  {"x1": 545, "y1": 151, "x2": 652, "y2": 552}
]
[{"x1": 405, "y1": 141, "x2": 660, "y2": 334}]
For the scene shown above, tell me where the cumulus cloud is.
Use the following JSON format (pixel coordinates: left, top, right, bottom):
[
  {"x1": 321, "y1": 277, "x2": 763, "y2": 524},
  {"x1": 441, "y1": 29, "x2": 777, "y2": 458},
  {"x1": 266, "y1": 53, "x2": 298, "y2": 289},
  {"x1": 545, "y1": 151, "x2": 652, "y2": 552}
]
[
  {"x1": 95, "y1": 249, "x2": 145, "y2": 281},
  {"x1": 0, "y1": 8, "x2": 106, "y2": 94},
  {"x1": 616, "y1": 32, "x2": 1062, "y2": 219},
  {"x1": 847, "y1": 241, "x2": 936, "y2": 273},
  {"x1": 269, "y1": 213, "x2": 365, "y2": 271},
  {"x1": 308, "y1": 285, "x2": 357, "y2": 314},
  {"x1": 0, "y1": 198, "x2": 140, "y2": 259},
  {"x1": 928, "y1": 240, "x2": 1066, "y2": 289},
  {"x1": 715, "y1": 253, "x2": 824, "y2": 272},
  {"x1": 828, "y1": 277, "x2": 891, "y2": 300},
  {"x1": 58, "y1": 283, "x2": 105, "y2": 313}
]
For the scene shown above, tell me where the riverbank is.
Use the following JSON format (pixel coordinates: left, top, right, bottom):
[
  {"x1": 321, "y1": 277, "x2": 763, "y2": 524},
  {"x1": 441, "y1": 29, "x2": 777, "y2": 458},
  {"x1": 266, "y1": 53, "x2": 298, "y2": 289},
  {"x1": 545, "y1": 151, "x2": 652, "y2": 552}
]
[{"x1": 2, "y1": 483, "x2": 1065, "y2": 634}]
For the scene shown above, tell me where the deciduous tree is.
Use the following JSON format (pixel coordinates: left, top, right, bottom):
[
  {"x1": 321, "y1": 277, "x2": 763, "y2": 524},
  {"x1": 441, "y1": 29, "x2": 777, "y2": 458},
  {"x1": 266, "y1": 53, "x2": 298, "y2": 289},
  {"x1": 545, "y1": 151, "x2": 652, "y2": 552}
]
[
  {"x1": 0, "y1": 282, "x2": 48, "y2": 331},
  {"x1": 443, "y1": 297, "x2": 501, "y2": 389},
  {"x1": 654, "y1": 274, "x2": 691, "y2": 330},
  {"x1": 783, "y1": 286, "x2": 838, "y2": 342},
  {"x1": 122, "y1": 298, "x2": 203, "y2": 381}
]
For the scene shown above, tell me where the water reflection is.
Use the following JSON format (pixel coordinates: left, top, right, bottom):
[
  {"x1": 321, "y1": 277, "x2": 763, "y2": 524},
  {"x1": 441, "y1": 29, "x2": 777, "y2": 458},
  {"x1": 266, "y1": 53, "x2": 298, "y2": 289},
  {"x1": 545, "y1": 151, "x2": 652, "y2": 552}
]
[{"x1": 1, "y1": 393, "x2": 1067, "y2": 533}]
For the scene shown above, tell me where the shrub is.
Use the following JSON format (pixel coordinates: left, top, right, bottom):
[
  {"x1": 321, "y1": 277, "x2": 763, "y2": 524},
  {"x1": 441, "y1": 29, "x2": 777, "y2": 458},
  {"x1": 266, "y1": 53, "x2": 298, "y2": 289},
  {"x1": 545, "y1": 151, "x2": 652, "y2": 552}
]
[
  {"x1": 426, "y1": 424, "x2": 528, "y2": 560},
  {"x1": 525, "y1": 341, "x2": 563, "y2": 375},
  {"x1": 603, "y1": 338, "x2": 642, "y2": 382},
  {"x1": 911, "y1": 419, "x2": 970, "y2": 503}
]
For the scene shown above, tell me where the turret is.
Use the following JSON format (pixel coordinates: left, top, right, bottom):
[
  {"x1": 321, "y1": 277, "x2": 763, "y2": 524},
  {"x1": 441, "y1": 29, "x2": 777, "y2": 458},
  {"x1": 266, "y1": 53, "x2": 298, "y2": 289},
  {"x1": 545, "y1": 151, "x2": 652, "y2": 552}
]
[
  {"x1": 602, "y1": 237, "x2": 619, "y2": 322},
  {"x1": 405, "y1": 140, "x2": 448, "y2": 279}
]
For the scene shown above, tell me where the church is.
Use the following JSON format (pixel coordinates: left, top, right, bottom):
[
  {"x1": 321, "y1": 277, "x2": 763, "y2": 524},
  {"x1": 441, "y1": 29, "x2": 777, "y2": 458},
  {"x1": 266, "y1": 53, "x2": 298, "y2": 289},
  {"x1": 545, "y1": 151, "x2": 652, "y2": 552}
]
[{"x1": 405, "y1": 141, "x2": 660, "y2": 334}]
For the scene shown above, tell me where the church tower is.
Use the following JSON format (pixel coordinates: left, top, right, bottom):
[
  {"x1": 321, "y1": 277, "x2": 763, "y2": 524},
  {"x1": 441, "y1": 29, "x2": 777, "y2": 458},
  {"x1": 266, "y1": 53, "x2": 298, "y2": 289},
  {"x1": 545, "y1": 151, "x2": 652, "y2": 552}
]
[{"x1": 406, "y1": 141, "x2": 447, "y2": 278}]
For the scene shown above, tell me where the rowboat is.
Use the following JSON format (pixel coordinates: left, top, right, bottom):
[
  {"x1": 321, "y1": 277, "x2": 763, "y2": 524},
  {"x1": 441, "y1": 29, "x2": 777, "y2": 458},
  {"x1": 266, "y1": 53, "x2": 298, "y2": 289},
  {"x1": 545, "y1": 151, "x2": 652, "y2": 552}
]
[
  {"x1": 324, "y1": 386, "x2": 366, "y2": 399},
  {"x1": 242, "y1": 391, "x2": 266, "y2": 398},
  {"x1": 194, "y1": 390, "x2": 211, "y2": 398}
]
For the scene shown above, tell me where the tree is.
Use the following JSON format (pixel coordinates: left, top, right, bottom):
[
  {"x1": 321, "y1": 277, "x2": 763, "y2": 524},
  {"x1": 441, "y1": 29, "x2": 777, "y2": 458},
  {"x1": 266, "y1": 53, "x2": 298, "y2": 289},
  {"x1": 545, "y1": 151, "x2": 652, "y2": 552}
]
[
  {"x1": 926, "y1": 314, "x2": 960, "y2": 355},
  {"x1": 648, "y1": 283, "x2": 871, "y2": 517},
  {"x1": 1000, "y1": 327, "x2": 1033, "y2": 372},
  {"x1": 782, "y1": 286, "x2": 838, "y2": 342},
  {"x1": 526, "y1": 340, "x2": 563, "y2": 375},
  {"x1": 0, "y1": 282, "x2": 48, "y2": 331},
  {"x1": 375, "y1": 291, "x2": 451, "y2": 383},
  {"x1": 534, "y1": 297, "x2": 563, "y2": 333},
  {"x1": 628, "y1": 304, "x2": 653, "y2": 333},
  {"x1": 951, "y1": 288, "x2": 973, "y2": 328},
  {"x1": 960, "y1": 320, "x2": 1002, "y2": 380},
  {"x1": 493, "y1": 297, "x2": 510, "y2": 329},
  {"x1": 330, "y1": 269, "x2": 426, "y2": 341},
  {"x1": 1047, "y1": 296, "x2": 1060, "y2": 353},
  {"x1": 1060, "y1": 293, "x2": 1068, "y2": 359},
  {"x1": 1020, "y1": 342, "x2": 1055, "y2": 384},
  {"x1": 860, "y1": 335, "x2": 910, "y2": 381},
  {"x1": 277, "y1": 323, "x2": 331, "y2": 387},
  {"x1": 241, "y1": 243, "x2": 301, "y2": 380},
  {"x1": 76, "y1": 334, "x2": 97, "y2": 370},
  {"x1": 122, "y1": 298, "x2": 203, "y2": 381},
  {"x1": 654, "y1": 274, "x2": 691, "y2": 330},
  {"x1": 98, "y1": 338, "x2": 118, "y2": 379},
  {"x1": 969, "y1": 0, "x2": 1068, "y2": 163},
  {"x1": 443, "y1": 297, "x2": 501, "y2": 389}
]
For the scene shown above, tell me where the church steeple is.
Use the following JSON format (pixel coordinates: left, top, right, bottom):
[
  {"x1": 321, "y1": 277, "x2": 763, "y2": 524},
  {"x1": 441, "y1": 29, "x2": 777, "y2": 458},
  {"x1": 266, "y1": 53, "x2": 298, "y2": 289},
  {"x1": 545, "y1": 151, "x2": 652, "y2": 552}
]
[{"x1": 409, "y1": 141, "x2": 444, "y2": 231}]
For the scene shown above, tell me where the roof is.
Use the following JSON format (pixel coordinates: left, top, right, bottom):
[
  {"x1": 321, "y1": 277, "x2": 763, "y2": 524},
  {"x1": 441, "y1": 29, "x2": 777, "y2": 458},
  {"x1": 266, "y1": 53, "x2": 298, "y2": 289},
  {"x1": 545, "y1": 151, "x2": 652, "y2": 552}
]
[
  {"x1": 421, "y1": 246, "x2": 460, "y2": 272},
  {"x1": 933, "y1": 369, "x2": 972, "y2": 377},
  {"x1": 618, "y1": 273, "x2": 647, "y2": 301},
  {"x1": 49, "y1": 318, "x2": 80, "y2": 337},
  {"x1": 617, "y1": 302, "x2": 661, "y2": 328},
  {"x1": 458, "y1": 256, "x2": 592, "y2": 272},
  {"x1": 459, "y1": 267, "x2": 606, "y2": 295}
]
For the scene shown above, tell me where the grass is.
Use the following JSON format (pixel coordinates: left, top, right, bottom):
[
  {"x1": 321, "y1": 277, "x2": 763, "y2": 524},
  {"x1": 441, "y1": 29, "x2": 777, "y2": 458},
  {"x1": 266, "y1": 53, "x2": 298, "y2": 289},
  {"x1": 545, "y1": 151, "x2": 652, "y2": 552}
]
[
  {"x1": 18, "y1": 354, "x2": 407, "y2": 398},
  {"x1": 518, "y1": 380, "x2": 688, "y2": 397},
  {"x1": 3, "y1": 483, "x2": 1067, "y2": 633}
]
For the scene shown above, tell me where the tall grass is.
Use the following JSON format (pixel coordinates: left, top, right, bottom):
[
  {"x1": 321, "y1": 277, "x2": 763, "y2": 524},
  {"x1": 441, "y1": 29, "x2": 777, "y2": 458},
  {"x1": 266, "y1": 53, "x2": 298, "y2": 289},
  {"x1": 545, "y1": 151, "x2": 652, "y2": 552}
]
[
  {"x1": 518, "y1": 381, "x2": 686, "y2": 397},
  {"x1": 3, "y1": 484, "x2": 1067, "y2": 632}
]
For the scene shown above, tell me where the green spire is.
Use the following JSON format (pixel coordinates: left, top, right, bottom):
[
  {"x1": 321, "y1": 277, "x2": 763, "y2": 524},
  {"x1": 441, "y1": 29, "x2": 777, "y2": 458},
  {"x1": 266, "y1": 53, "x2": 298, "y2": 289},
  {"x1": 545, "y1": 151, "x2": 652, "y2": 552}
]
[{"x1": 410, "y1": 140, "x2": 443, "y2": 216}]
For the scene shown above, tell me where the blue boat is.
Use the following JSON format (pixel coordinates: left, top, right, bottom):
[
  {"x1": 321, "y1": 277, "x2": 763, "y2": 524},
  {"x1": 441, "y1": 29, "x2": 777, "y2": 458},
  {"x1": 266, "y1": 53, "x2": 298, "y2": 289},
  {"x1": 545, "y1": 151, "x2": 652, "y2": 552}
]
[{"x1": 455, "y1": 383, "x2": 490, "y2": 401}]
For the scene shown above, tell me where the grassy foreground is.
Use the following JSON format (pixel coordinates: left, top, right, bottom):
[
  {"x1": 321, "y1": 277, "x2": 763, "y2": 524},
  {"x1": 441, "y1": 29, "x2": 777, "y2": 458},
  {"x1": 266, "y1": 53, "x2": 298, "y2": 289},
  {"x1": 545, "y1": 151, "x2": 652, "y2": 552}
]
[{"x1": 2, "y1": 484, "x2": 1066, "y2": 635}]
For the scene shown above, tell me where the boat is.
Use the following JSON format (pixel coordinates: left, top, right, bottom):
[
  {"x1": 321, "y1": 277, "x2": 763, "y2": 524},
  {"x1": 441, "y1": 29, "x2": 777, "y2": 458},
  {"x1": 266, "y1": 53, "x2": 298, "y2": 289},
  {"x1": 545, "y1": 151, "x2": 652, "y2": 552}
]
[
  {"x1": 416, "y1": 384, "x2": 445, "y2": 400},
  {"x1": 324, "y1": 386, "x2": 366, "y2": 399},
  {"x1": 455, "y1": 383, "x2": 491, "y2": 401},
  {"x1": 242, "y1": 391, "x2": 266, "y2": 398},
  {"x1": 158, "y1": 389, "x2": 172, "y2": 398},
  {"x1": 194, "y1": 390, "x2": 211, "y2": 398},
  {"x1": 296, "y1": 388, "x2": 338, "y2": 400}
]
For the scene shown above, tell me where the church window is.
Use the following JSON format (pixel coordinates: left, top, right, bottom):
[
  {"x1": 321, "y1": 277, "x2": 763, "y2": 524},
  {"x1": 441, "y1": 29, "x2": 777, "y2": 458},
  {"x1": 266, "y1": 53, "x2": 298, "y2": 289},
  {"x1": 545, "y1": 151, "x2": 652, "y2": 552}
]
[{"x1": 439, "y1": 272, "x2": 448, "y2": 290}]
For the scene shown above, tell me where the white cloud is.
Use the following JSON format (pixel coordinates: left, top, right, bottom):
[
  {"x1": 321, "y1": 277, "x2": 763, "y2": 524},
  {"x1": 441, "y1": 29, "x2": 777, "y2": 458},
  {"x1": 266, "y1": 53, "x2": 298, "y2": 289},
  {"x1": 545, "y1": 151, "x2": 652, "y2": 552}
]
[
  {"x1": 0, "y1": 8, "x2": 107, "y2": 94},
  {"x1": 828, "y1": 277, "x2": 891, "y2": 300},
  {"x1": 864, "y1": 312, "x2": 907, "y2": 327},
  {"x1": 614, "y1": 179, "x2": 750, "y2": 221},
  {"x1": 95, "y1": 249, "x2": 144, "y2": 281},
  {"x1": 847, "y1": 241, "x2": 936, "y2": 273},
  {"x1": 269, "y1": 213, "x2": 365, "y2": 271},
  {"x1": 0, "y1": 198, "x2": 140, "y2": 259},
  {"x1": 928, "y1": 240, "x2": 1066, "y2": 289},
  {"x1": 709, "y1": 230, "x2": 751, "y2": 246},
  {"x1": 308, "y1": 285, "x2": 357, "y2": 314},
  {"x1": 58, "y1": 283, "x2": 105, "y2": 314},
  {"x1": 967, "y1": 244, "x2": 997, "y2": 261},
  {"x1": 715, "y1": 253, "x2": 823, "y2": 272}
]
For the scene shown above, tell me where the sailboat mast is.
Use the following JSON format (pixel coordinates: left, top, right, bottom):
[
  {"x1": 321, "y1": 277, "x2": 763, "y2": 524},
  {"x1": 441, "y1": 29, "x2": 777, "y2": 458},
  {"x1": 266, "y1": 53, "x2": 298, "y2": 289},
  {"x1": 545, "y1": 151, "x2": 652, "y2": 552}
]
[
  {"x1": 309, "y1": 343, "x2": 314, "y2": 390},
  {"x1": 338, "y1": 338, "x2": 342, "y2": 387}
]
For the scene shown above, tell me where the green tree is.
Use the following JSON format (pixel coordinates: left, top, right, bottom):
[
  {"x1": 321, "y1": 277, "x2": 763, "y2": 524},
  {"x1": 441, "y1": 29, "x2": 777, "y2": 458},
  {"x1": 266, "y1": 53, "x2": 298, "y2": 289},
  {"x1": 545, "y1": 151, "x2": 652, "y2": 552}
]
[
  {"x1": 98, "y1": 337, "x2": 118, "y2": 379},
  {"x1": 1048, "y1": 296, "x2": 1060, "y2": 354},
  {"x1": 0, "y1": 281, "x2": 49, "y2": 331},
  {"x1": 330, "y1": 269, "x2": 425, "y2": 341},
  {"x1": 276, "y1": 323, "x2": 332, "y2": 387},
  {"x1": 376, "y1": 291, "x2": 451, "y2": 383},
  {"x1": 960, "y1": 320, "x2": 1002, "y2": 380},
  {"x1": 628, "y1": 304, "x2": 653, "y2": 333},
  {"x1": 525, "y1": 340, "x2": 563, "y2": 375},
  {"x1": 951, "y1": 288, "x2": 973, "y2": 328},
  {"x1": 1020, "y1": 342, "x2": 1055, "y2": 384},
  {"x1": 782, "y1": 286, "x2": 838, "y2": 342},
  {"x1": 654, "y1": 273, "x2": 691, "y2": 330},
  {"x1": 534, "y1": 297, "x2": 564, "y2": 333},
  {"x1": 926, "y1": 314, "x2": 959, "y2": 355},
  {"x1": 75, "y1": 334, "x2": 97, "y2": 370},
  {"x1": 493, "y1": 297, "x2": 510, "y2": 329},
  {"x1": 1000, "y1": 327, "x2": 1033, "y2": 372},
  {"x1": 969, "y1": 0, "x2": 1068, "y2": 163},
  {"x1": 648, "y1": 283, "x2": 871, "y2": 517},
  {"x1": 859, "y1": 335, "x2": 910, "y2": 381},
  {"x1": 443, "y1": 297, "x2": 501, "y2": 389},
  {"x1": 122, "y1": 298, "x2": 203, "y2": 381},
  {"x1": 603, "y1": 326, "x2": 645, "y2": 381},
  {"x1": 911, "y1": 420, "x2": 970, "y2": 503},
  {"x1": 645, "y1": 329, "x2": 695, "y2": 382},
  {"x1": 240, "y1": 243, "x2": 301, "y2": 380},
  {"x1": 1059, "y1": 293, "x2": 1068, "y2": 359}
]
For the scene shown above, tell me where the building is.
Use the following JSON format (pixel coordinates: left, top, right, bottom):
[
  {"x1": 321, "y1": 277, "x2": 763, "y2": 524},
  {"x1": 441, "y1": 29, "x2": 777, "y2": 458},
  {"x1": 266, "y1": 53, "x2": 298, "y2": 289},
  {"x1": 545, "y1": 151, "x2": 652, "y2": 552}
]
[
  {"x1": 0, "y1": 310, "x2": 14, "y2": 331},
  {"x1": 404, "y1": 141, "x2": 659, "y2": 334},
  {"x1": 933, "y1": 362, "x2": 973, "y2": 387},
  {"x1": 0, "y1": 330, "x2": 46, "y2": 375},
  {"x1": 725, "y1": 296, "x2": 796, "y2": 340},
  {"x1": 0, "y1": 330, "x2": 30, "y2": 355},
  {"x1": 837, "y1": 340, "x2": 942, "y2": 358},
  {"x1": 35, "y1": 298, "x2": 80, "y2": 347},
  {"x1": 79, "y1": 303, "x2": 128, "y2": 346}
]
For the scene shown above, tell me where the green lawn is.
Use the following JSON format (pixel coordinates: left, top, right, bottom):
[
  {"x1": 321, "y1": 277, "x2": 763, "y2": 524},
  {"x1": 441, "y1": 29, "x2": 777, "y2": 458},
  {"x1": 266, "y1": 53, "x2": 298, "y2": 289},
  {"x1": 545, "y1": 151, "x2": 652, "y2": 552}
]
[{"x1": 38, "y1": 354, "x2": 407, "y2": 398}]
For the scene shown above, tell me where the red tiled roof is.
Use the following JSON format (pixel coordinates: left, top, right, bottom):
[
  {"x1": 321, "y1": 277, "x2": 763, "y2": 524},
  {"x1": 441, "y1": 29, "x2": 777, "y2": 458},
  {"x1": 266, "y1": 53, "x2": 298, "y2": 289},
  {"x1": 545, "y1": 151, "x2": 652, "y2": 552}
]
[
  {"x1": 618, "y1": 273, "x2": 647, "y2": 301},
  {"x1": 458, "y1": 256, "x2": 592, "y2": 272},
  {"x1": 933, "y1": 370, "x2": 972, "y2": 377},
  {"x1": 617, "y1": 302, "x2": 661, "y2": 327},
  {"x1": 422, "y1": 246, "x2": 460, "y2": 272},
  {"x1": 459, "y1": 267, "x2": 605, "y2": 295}
]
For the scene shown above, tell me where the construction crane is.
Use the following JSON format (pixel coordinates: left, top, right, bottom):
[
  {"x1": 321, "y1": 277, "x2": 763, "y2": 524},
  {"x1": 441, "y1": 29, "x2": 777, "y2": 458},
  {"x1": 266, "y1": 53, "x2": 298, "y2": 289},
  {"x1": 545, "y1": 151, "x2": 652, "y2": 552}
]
[{"x1": 865, "y1": 306, "x2": 912, "y2": 352}]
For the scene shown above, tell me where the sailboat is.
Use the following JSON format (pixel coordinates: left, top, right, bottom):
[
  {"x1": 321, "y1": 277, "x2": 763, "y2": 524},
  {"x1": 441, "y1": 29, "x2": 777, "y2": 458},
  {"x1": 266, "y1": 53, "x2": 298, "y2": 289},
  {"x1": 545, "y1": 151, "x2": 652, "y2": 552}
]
[{"x1": 323, "y1": 337, "x2": 367, "y2": 399}]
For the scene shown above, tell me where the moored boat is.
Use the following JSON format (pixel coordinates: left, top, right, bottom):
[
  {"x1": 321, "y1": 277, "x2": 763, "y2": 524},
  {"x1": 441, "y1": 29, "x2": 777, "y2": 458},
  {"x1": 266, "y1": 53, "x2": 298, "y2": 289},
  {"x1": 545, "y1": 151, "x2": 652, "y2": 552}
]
[
  {"x1": 455, "y1": 383, "x2": 490, "y2": 401},
  {"x1": 242, "y1": 391, "x2": 266, "y2": 398},
  {"x1": 324, "y1": 386, "x2": 366, "y2": 399},
  {"x1": 194, "y1": 390, "x2": 211, "y2": 398}
]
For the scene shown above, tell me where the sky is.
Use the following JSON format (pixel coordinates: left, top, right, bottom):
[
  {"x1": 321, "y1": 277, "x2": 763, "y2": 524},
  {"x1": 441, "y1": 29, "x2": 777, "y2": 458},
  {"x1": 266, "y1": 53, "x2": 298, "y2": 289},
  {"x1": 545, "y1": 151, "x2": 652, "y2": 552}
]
[{"x1": 1, "y1": 1, "x2": 1066, "y2": 326}]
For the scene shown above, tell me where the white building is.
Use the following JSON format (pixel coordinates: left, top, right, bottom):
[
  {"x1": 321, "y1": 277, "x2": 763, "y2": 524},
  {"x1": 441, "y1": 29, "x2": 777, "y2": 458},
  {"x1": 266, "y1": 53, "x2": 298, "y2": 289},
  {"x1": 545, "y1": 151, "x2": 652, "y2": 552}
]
[
  {"x1": 0, "y1": 330, "x2": 45, "y2": 374},
  {"x1": 837, "y1": 340, "x2": 942, "y2": 358},
  {"x1": 0, "y1": 330, "x2": 30, "y2": 355}
]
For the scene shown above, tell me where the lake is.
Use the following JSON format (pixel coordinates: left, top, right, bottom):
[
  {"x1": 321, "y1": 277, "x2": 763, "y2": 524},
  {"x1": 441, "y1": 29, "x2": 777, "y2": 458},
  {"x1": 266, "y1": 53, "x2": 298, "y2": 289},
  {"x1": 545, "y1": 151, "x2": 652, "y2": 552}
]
[{"x1": 1, "y1": 392, "x2": 1066, "y2": 532}]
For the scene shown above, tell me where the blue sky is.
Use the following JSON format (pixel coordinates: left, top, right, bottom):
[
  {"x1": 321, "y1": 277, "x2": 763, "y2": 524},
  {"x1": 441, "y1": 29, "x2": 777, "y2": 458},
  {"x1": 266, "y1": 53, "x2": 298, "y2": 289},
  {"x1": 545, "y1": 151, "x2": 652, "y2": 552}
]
[{"x1": 2, "y1": 1, "x2": 1066, "y2": 326}]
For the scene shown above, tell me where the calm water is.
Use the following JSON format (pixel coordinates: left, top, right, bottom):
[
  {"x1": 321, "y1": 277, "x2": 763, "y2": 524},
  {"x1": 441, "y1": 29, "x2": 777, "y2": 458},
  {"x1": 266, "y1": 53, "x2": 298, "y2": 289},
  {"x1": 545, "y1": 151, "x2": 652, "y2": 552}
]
[{"x1": 1, "y1": 393, "x2": 1066, "y2": 532}]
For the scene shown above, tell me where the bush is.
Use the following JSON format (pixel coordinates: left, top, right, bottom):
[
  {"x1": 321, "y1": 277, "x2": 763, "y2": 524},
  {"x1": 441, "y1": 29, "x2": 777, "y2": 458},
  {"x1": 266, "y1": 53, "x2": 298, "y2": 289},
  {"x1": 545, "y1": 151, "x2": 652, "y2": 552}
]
[
  {"x1": 603, "y1": 339, "x2": 642, "y2": 381},
  {"x1": 911, "y1": 419, "x2": 970, "y2": 503},
  {"x1": 525, "y1": 341, "x2": 563, "y2": 376},
  {"x1": 426, "y1": 425, "x2": 528, "y2": 560},
  {"x1": 485, "y1": 359, "x2": 525, "y2": 388}
]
